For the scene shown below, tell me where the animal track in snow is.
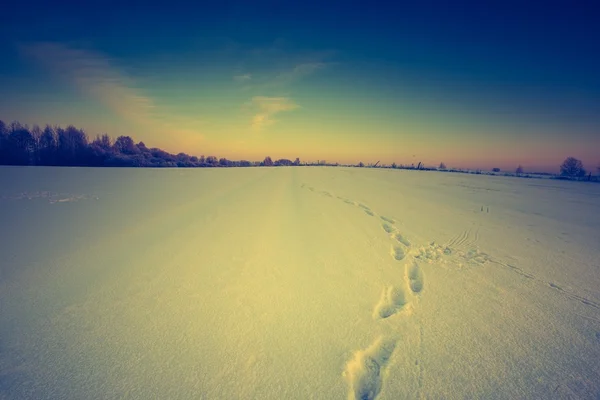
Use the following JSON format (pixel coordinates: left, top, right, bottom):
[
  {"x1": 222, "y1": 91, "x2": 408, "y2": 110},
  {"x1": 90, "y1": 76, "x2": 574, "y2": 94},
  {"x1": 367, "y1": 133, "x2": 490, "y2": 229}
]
[
  {"x1": 364, "y1": 209, "x2": 375, "y2": 216},
  {"x1": 547, "y1": 281, "x2": 600, "y2": 310},
  {"x1": 415, "y1": 243, "x2": 445, "y2": 263},
  {"x1": 373, "y1": 286, "x2": 408, "y2": 319},
  {"x1": 344, "y1": 337, "x2": 397, "y2": 400},
  {"x1": 415, "y1": 242, "x2": 453, "y2": 264},
  {"x1": 549, "y1": 282, "x2": 561, "y2": 290},
  {"x1": 408, "y1": 261, "x2": 424, "y2": 293},
  {"x1": 0, "y1": 191, "x2": 99, "y2": 204},
  {"x1": 358, "y1": 203, "x2": 371, "y2": 211},
  {"x1": 447, "y1": 225, "x2": 480, "y2": 249},
  {"x1": 460, "y1": 248, "x2": 491, "y2": 265},
  {"x1": 489, "y1": 262, "x2": 535, "y2": 279}
]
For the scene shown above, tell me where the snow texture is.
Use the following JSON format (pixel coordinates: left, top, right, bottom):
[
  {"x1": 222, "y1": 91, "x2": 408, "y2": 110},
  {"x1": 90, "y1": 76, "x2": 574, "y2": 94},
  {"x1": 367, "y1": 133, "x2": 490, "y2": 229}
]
[{"x1": 1, "y1": 166, "x2": 599, "y2": 399}]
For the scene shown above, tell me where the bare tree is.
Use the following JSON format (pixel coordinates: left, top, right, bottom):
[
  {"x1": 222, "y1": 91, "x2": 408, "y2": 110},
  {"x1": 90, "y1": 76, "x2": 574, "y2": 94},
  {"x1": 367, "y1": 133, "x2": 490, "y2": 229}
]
[
  {"x1": 560, "y1": 157, "x2": 586, "y2": 178},
  {"x1": 7, "y1": 124, "x2": 35, "y2": 165},
  {"x1": 39, "y1": 125, "x2": 58, "y2": 165},
  {"x1": 516, "y1": 165, "x2": 524, "y2": 175},
  {"x1": 0, "y1": 120, "x2": 8, "y2": 163},
  {"x1": 263, "y1": 156, "x2": 273, "y2": 166},
  {"x1": 57, "y1": 125, "x2": 89, "y2": 165}
]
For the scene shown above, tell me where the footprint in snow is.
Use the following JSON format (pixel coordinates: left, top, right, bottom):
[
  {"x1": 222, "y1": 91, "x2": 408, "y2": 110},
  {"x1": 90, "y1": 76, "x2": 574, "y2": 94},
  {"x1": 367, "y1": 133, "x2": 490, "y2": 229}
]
[
  {"x1": 382, "y1": 223, "x2": 395, "y2": 234},
  {"x1": 392, "y1": 246, "x2": 406, "y2": 261},
  {"x1": 344, "y1": 337, "x2": 397, "y2": 400},
  {"x1": 374, "y1": 286, "x2": 408, "y2": 319},
  {"x1": 408, "y1": 261, "x2": 424, "y2": 294},
  {"x1": 380, "y1": 216, "x2": 395, "y2": 224},
  {"x1": 393, "y1": 233, "x2": 411, "y2": 247}
]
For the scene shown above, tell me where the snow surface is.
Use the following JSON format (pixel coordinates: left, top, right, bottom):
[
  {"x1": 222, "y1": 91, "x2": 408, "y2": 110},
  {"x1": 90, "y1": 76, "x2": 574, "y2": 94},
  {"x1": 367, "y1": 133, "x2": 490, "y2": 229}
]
[{"x1": 1, "y1": 166, "x2": 599, "y2": 399}]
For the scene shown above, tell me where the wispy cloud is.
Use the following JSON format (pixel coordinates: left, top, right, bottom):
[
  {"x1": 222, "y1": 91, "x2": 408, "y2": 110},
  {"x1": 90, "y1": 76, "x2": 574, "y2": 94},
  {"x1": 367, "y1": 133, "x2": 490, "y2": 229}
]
[
  {"x1": 234, "y1": 73, "x2": 251, "y2": 82},
  {"x1": 229, "y1": 42, "x2": 334, "y2": 129},
  {"x1": 277, "y1": 62, "x2": 326, "y2": 84},
  {"x1": 233, "y1": 40, "x2": 336, "y2": 93},
  {"x1": 241, "y1": 61, "x2": 331, "y2": 92},
  {"x1": 19, "y1": 42, "x2": 204, "y2": 146},
  {"x1": 20, "y1": 42, "x2": 156, "y2": 125},
  {"x1": 249, "y1": 96, "x2": 299, "y2": 130}
]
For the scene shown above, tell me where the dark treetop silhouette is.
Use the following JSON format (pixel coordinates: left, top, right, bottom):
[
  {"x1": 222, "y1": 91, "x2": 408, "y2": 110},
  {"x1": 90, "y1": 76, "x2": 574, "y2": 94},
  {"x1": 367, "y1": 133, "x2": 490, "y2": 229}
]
[
  {"x1": 0, "y1": 120, "x2": 597, "y2": 182},
  {"x1": 0, "y1": 120, "x2": 300, "y2": 168}
]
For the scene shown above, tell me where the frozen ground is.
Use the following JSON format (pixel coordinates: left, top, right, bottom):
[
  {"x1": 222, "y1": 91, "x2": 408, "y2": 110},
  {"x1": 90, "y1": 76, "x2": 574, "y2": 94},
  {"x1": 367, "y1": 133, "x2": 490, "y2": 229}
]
[{"x1": 1, "y1": 166, "x2": 599, "y2": 399}]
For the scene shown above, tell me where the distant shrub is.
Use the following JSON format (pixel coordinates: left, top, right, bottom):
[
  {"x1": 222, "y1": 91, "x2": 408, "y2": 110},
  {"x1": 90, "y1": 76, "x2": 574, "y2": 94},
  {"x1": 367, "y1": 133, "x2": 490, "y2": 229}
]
[
  {"x1": 492, "y1": 168, "x2": 500, "y2": 172},
  {"x1": 439, "y1": 162, "x2": 446, "y2": 169},
  {"x1": 560, "y1": 157, "x2": 586, "y2": 178},
  {"x1": 275, "y1": 158, "x2": 293, "y2": 166},
  {"x1": 516, "y1": 165, "x2": 524, "y2": 175}
]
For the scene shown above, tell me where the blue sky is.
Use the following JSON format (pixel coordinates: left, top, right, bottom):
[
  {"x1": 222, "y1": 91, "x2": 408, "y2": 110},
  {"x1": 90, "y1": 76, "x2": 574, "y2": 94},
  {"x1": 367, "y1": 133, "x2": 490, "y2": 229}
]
[{"x1": 1, "y1": 1, "x2": 599, "y2": 171}]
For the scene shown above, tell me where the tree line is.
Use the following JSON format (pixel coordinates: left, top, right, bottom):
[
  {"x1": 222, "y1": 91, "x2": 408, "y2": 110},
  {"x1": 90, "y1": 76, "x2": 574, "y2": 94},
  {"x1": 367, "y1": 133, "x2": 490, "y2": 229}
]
[
  {"x1": 0, "y1": 120, "x2": 300, "y2": 168},
  {"x1": 1, "y1": 120, "x2": 597, "y2": 178}
]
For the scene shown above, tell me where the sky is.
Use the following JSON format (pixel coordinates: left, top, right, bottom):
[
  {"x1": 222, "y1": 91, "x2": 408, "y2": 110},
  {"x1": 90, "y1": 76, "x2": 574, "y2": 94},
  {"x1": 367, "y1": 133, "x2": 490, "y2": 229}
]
[{"x1": 1, "y1": 1, "x2": 599, "y2": 172}]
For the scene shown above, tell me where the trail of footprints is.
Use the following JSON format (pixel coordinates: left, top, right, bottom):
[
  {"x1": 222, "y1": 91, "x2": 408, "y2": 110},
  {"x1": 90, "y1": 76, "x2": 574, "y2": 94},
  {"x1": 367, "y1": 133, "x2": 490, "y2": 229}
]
[
  {"x1": 346, "y1": 215, "x2": 426, "y2": 398},
  {"x1": 302, "y1": 183, "x2": 599, "y2": 398},
  {"x1": 304, "y1": 185, "x2": 429, "y2": 398},
  {"x1": 304, "y1": 184, "x2": 487, "y2": 269},
  {"x1": 304, "y1": 184, "x2": 483, "y2": 398}
]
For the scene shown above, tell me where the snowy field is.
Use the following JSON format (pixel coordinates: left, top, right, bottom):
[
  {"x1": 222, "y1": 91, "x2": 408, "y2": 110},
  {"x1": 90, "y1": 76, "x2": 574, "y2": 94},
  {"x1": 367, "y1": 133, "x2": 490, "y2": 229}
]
[{"x1": 1, "y1": 166, "x2": 599, "y2": 399}]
